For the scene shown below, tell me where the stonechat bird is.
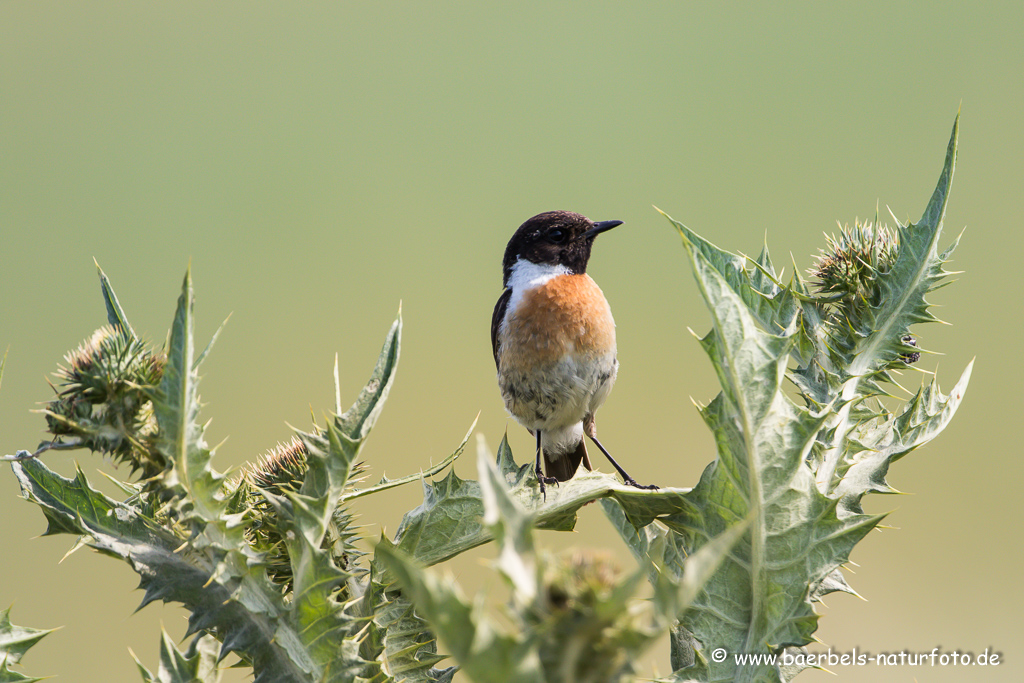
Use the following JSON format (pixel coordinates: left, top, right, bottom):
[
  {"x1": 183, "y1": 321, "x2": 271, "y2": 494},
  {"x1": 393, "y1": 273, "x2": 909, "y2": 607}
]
[{"x1": 491, "y1": 210, "x2": 657, "y2": 498}]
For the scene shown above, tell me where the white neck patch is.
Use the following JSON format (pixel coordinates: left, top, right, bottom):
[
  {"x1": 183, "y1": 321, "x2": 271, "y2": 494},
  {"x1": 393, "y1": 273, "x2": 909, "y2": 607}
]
[{"x1": 506, "y1": 258, "x2": 571, "y2": 315}]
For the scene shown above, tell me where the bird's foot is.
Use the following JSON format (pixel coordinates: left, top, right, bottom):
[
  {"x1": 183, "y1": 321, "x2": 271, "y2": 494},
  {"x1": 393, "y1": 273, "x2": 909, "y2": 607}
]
[
  {"x1": 623, "y1": 478, "x2": 659, "y2": 490},
  {"x1": 537, "y1": 473, "x2": 560, "y2": 501}
]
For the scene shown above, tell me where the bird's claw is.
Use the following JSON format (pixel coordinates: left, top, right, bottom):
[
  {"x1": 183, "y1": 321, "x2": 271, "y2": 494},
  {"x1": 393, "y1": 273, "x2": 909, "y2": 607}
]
[
  {"x1": 537, "y1": 473, "x2": 560, "y2": 501},
  {"x1": 624, "y1": 478, "x2": 659, "y2": 490}
]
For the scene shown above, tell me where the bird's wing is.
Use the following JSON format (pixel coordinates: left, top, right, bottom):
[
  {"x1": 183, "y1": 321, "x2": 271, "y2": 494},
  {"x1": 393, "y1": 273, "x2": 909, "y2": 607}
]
[{"x1": 491, "y1": 287, "x2": 511, "y2": 371}]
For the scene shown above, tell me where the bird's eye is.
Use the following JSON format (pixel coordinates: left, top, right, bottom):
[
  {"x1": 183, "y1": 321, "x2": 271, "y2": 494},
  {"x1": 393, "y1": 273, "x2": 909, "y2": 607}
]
[{"x1": 548, "y1": 229, "x2": 567, "y2": 243}]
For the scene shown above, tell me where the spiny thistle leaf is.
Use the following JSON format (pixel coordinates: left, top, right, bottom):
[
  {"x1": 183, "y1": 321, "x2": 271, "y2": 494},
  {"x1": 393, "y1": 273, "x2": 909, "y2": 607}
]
[
  {"x1": 258, "y1": 425, "x2": 372, "y2": 681},
  {"x1": 475, "y1": 446, "x2": 676, "y2": 683},
  {"x1": 217, "y1": 313, "x2": 466, "y2": 682},
  {"x1": 133, "y1": 629, "x2": 221, "y2": 683},
  {"x1": 0, "y1": 607, "x2": 54, "y2": 683},
  {"x1": 391, "y1": 434, "x2": 694, "y2": 568},
  {"x1": 0, "y1": 662, "x2": 44, "y2": 683},
  {"x1": 833, "y1": 359, "x2": 974, "y2": 515},
  {"x1": 10, "y1": 456, "x2": 308, "y2": 681},
  {"x1": 141, "y1": 270, "x2": 305, "y2": 679},
  {"x1": 237, "y1": 312, "x2": 403, "y2": 680},
  {"x1": 154, "y1": 268, "x2": 224, "y2": 518},
  {"x1": 479, "y1": 438, "x2": 538, "y2": 606},
  {"x1": 96, "y1": 260, "x2": 137, "y2": 341},
  {"x1": 235, "y1": 311, "x2": 405, "y2": 681},
  {"x1": 600, "y1": 500, "x2": 751, "y2": 625},
  {"x1": 377, "y1": 538, "x2": 540, "y2": 683},
  {"x1": 657, "y1": 236, "x2": 885, "y2": 682},
  {"x1": 368, "y1": 564, "x2": 454, "y2": 683},
  {"x1": 656, "y1": 209, "x2": 800, "y2": 336},
  {"x1": 12, "y1": 459, "x2": 172, "y2": 553}
]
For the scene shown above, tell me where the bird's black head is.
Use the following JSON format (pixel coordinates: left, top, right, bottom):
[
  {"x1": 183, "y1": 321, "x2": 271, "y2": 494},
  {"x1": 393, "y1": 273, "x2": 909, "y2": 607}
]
[{"x1": 501, "y1": 211, "x2": 622, "y2": 286}]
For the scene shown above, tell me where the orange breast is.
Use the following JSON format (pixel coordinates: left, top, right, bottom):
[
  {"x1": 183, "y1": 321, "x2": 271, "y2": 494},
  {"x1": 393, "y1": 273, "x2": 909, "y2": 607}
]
[{"x1": 501, "y1": 273, "x2": 615, "y2": 371}]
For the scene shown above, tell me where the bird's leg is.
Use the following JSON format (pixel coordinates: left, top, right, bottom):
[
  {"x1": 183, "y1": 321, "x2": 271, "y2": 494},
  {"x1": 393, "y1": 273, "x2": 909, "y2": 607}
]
[
  {"x1": 535, "y1": 431, "x2": 559, "y2": 500},
  {"x1": 584, "y1": 416, "x2": 658, "y2": 490}
]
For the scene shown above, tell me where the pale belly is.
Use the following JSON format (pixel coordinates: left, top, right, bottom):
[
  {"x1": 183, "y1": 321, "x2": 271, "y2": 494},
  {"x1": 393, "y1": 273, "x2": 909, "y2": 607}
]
[{"x1": 499, "y1": 351, "x2": 617, "y2": 433}]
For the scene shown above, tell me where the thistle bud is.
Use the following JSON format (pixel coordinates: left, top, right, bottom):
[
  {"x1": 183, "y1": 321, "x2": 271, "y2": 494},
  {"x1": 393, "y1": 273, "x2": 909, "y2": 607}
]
[
  {"x1": 45, "y1": 327, "x2": 166, "y2": 477},
  {"x1": 534, "y1": 550, "x2": 643, "y2": 680},
  {"x1": 811, "y1": 220, "x2": 899, "y2": 305}
]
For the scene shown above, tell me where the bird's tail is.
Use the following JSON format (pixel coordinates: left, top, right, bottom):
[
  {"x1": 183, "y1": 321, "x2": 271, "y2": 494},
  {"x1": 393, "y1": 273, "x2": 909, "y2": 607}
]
[{"x1": 543, "y1": 439, "x2": 592, "y2": 482}]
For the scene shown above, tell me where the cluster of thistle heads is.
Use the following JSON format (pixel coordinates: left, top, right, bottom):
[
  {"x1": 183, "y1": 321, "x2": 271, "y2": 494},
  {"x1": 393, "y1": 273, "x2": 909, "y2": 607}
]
[
  {"x1": 44, "y1": 326, "x2": 326, "y2": 490},
  {"x1": 42, "y1": 325, "x2": 357, "y2": 588}
]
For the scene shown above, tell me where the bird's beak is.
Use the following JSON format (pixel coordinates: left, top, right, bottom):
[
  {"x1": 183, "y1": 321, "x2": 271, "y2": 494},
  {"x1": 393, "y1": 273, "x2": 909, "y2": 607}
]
[{"x1": 581, "y1": 220, "x2": 623, "y2": 240}]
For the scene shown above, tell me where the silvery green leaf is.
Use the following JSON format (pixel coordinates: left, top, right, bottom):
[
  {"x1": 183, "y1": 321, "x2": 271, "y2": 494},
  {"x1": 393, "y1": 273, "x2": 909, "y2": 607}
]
[
  {"x1": 133, "y1": 629, "x2": 220, "y2": 683},
  {"x1": 0, "y1": 607, "x2": 53, "y2": 683},
  {"x1": 392, "y1": 434, "x2": 693, "y2": 568}
]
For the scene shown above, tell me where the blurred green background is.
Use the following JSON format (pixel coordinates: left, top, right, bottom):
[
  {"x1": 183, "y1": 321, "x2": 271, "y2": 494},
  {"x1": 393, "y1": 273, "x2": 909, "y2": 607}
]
[{"x1": 2, "y1": 2, "x2": 1021, "y2": 681}]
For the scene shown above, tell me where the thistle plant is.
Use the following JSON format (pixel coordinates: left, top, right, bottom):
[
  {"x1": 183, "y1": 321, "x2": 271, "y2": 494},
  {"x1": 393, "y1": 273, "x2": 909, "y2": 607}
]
[{"x1": 1, "y1": 117, "x2": 969, "y2": 683}]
